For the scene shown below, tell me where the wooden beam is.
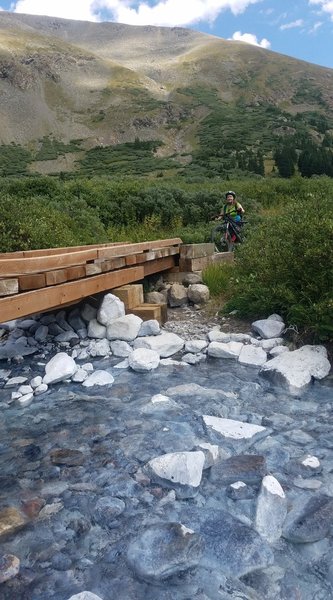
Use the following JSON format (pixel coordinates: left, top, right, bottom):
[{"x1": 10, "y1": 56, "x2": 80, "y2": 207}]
[
  {"x1": 144, "y1": 256, "x2": 176, "y2": 276},
  {"x1": 0, "y1": 249, "x2": 98, "y2": 277},
  {"x1": 0, "y1": 266, "x2": 144, "y2": 322},
  {"x1": 97, "y1": 239, "x2": 182, "y2": 260},
  {"x1": 0, "y1": 241, "x2": 130, "y2": 259}
]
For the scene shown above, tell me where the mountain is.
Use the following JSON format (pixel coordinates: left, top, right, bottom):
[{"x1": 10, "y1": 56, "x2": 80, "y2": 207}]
[{"x1": 0, "y1": 11, "x2": 332, "y2": 177}]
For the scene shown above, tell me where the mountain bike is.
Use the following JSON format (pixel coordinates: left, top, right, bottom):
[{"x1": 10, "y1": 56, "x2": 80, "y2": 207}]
[{"x1": 211, "y1": 214, "x2": 244, "y2": 252}]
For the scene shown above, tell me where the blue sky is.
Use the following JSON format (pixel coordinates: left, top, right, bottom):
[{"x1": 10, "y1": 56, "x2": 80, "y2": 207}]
[{"x1": 1, "y1": 0, "x2": 332, "y2": 69}]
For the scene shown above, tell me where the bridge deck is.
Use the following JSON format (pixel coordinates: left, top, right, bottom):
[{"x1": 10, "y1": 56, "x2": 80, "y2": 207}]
[{"x1": 0, "y1": 238, "x2": 181, "y2": 322}]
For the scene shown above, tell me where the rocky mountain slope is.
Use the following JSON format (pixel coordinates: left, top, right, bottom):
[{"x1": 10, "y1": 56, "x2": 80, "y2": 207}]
[{"x1": 0, "y1": 11, "x2": 332, "y2": 175}]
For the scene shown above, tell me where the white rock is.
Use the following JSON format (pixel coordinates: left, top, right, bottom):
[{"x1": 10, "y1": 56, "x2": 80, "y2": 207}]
[
  {"x1": 207, "y1": 330, "x2": 230, "y2": 343},
  {"x1": 207, "y1": 341, "x2": 243, "y2": 359},
  {"x1": 238, "y1": 345, "x2": 267, "y2": 367},
  {"x1": 30, "y1": 376, "x2": 42, "y2": 388},
  {"x1": 43, "y1": 353, "x2": 77, "y2": 385},
  {"x1": 77, "y1": 349, "x2": 90, "y2": 361},
  {"x1": 81, "y1": 362, "x2": 94, "y2": 373},
  {"x1": 182, "y1": 352, "x2": 206, "y2": 365},
  {"x1": 145, "y1": 451, "x2": 205, "y2": 498},
  {"x1": 260, "y1": 345, "x2": 331, "y2": 389},
  {"x1": 269, "y1": 345, "x2": 289, "y2": 357},
  {"x1": 114, "y1": 359, "x2": 130, "y2": 369},
  {"x1": 11, "y1": 391, "x2": 22, "y2": 401},
  {"x1": 138, "y1": 320, "x2": 161, "y2": 336},
  {"x1": 87, "y1": 319, "x2": 107, "y2": 339},
  {"x1": 128, "y1": 348, "x2": 160, "y2": 372},
  {"x1": 196, "y1": 442, "x2": 220, "y2": 468},
  {"x1": 255, "y1": 475, "x2": 287, "y2": 543},
  {"x1": 34, "y1": 383, "x2": 48, "y2": 396},
  {"x1": 203, "y1": 415, "x2": 266, "y2": 440},
  {"x1": 18, "y1": 385, "x2": 33, "y2": 395},
  {"x1": 133, "y1": 332, "x2": 184, "y2": 357},
  {"x1": 260, "y1": 338, "x2": 284, "y2": 351},
  {"x1": 230, "y1": 333, "x2": 251, "y2": 343},
  {"x1": 17, "y1": 393, "x2": 34, "y2": 407},
  {"x1": 72, "y1": 369, "x2": 88, "y2": 383},
  {"x1": 151, "y1": 394, "x2": 171, "y2": 404},
  {"x1": 88, "y1": 339, "x2": 111, "y2": 358},
  {"x1": 107, "y1": 314, "x2": 142, "y2": 342},
  {"x1": 302, "y1": 455, "x2": 321, "y2": 469},
  {"x1": 97, "y1": 293, "x2": 125, "y2": 326},
  {"x1": 5, "y1": 376, "x2": 28, "y2": 388},
  {"x1": 160, "y1": 358, "x2": 190, "y2": 367},
  {"x1": 110, "y1": 340, "x2": 133, "y2": 357},
  {"x1": 184, "y1": 339, "x2": 208, "y2": 353},
  {"x1": 82, "y1": 370, "x2": 114, "y2": 387},
  {"x1": 67, "y1": 593, "x2": 103, "y2": 600},
  {"x1": 252, "y1": 319, "x2": 285, "y2": 339}
]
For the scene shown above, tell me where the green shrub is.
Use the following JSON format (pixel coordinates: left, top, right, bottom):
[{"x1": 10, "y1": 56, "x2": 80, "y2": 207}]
[
  {"x1": 224, "y1": 194, "x2": 333, "y2": 340},
  {"x1": 202, "y1": 263, "x2": 236, "y2": 297}
]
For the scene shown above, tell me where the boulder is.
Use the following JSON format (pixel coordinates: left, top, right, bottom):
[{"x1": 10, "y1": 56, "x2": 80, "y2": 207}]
[
  {"x1": 133, "y1": 331, "x2": 184, "y2": 357},
  {"x1": 260, "y1": 345, "x2": 331, "y2": 389},
  {"x1": 43, "y1": 353, "x2": 77, "y2": 385},
  {"x1": 199, "y1": 510, "x2": 274, "y2": 577},
  {"x1": 255, "y1": 475, "x2": 287, "y2": 543},
  {"x1": 282, "y1": 494, "x2": 333, "y2": 543},
  {"x1": 238, "y1": 345, "x2": 267, "y2": 367},
  {"x1": 252, "y1": 318, "x2": 285, "y2": 339},
  {"x1": 107, "y1": 314, "x2": 142, "y2": 342},
  {"x1": 207, "y1": 341, "x2": 243, "y2": 359},
  {"x1": 97, "y1": 293, "x2": 125, "y2": 326},
  {"x1": 187, "y1": 284, "x2": 210, "y2": 304},
  {"x1": 82, "y1": 370, "x2": 114, "y2": 387},
  {"x1": 167, "y1": 283, "x2": 188, "y2": 307},
  {"x1": 87, "y1": 319, "x2": 107, "y2": 339},
  {"x1": 144, "y1": 451, "x2": 205, "y2": 498},
  {"x1": 128, "y1": 348, "x2": 160, "y2": 372},
  {"x1": 127, "y1": 522, "x2": 203, "y2": 583}
]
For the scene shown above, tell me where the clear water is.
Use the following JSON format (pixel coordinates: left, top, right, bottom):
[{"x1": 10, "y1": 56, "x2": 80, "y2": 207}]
[{"x1": 0, "y1": 355, "x2": 332, "y2": 600}]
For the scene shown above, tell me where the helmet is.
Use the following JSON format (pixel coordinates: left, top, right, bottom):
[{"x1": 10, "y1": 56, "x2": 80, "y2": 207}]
[{"x1": 225, "y1": 190, "x2": 236, "y2": 199}]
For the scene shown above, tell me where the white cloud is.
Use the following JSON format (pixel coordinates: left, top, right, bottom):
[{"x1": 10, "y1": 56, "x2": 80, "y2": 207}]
[
  {"x1": 13, "y1": 0, "x2": 99, "y2": 21},
  {"x1": 309, "y1": 0, "x2": 333, "y2": 20},
  {"x1": 308, "y1": 20, "x2": 323, "y2": 32},
  {"x1": 230, "y1": 30, "x2": 271, "y2": 48},
  {"x1": 280, "y1": 19, "x2": 304, "y2": 30},
  {"x1": 11, "y1": 0, "x2": 264, "y2": 27}
]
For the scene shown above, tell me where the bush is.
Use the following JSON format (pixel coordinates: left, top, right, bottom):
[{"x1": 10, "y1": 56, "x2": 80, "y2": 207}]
[
  {"x1": 202, "y1": 263, "x2": 235, "y2": 297},
  {"x1": 224, "y1": 194, "x2": 333, "y2": 341}
]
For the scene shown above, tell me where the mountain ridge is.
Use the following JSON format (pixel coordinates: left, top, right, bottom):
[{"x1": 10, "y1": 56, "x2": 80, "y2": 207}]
[{"x1": 0, "y1": 11, "x2": 332, "y2": 176}]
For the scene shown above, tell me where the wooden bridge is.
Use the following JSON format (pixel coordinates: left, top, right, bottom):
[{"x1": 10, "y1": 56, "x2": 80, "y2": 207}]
[
  {"x1": 0, "y1": 238, "x2": 184, "y2": 323},
  {"x1": 0, "y1": 239, "x2": 233, "y2": 324}
]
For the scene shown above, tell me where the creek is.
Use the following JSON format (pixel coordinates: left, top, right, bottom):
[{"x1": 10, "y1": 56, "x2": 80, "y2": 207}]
[{"x1": 0, "y1": 350, "x2": 333, "y2": 600}]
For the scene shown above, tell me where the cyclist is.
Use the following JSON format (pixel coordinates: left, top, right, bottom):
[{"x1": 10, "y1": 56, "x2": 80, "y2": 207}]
[
  {"x1": 220, "y1": 191, "x2": 244, "y2": 223},
  {"x1": 214, "y1": 191, "x2": 245, "y2": 244}
]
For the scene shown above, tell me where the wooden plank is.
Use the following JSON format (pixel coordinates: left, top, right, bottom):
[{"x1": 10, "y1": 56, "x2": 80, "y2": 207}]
[
  {"x1": 0, "y1": 279, "x2": 19, "y2": 297},
  {"x1": 97, "y1": 238, "x2": 182, "y2": 260},
  {"x1": 66, "y1": 265, "x2": 86, "y2": 281},
  {"x1": 0, "y1": 249, "x2": 98, "y2": 277},
  {"x1": 112, "y1": 284, "x2": 144, "y2": 309},
  {"x1": 0, "y1": 267, "x2": 144, "y2": 322},
  {"x1": 0, "y1": 241, "x2": 130, "y2": 259},
  {"x1": 128, "y1": 304, "x2": 162, "y2": 323},
  {"x1": 19, "y1": 273, "x2": 46, "y2": 291},
  {"x1": 144, "y1": 256, "x2": 176, "y2": 276},
  {"x1": 45, "y1": 270, "x2": 68, "y2": 286},
  {"x1": 85, "y1": 264, "x2": 102, "y2": 276},
  {"x1": 125, "y1": 246, "x2": 179, "y2": 267},
  {"x1": 99, "y1": 257, "x2": 126, "y2": 272}
]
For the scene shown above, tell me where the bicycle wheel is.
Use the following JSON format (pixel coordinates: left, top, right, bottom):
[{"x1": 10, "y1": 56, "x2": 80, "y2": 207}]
[{"x1": 211, "y1": 224, "x2": 229, "y2": 252}]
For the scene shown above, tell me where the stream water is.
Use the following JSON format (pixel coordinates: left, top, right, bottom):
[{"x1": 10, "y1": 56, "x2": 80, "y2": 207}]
[{"x1": 0, "y1": 354, "x2": 333, "y2": 600}]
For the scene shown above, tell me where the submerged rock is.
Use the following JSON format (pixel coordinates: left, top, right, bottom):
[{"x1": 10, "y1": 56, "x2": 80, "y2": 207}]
[
  {"x1": 199, "y1": 510, "x2": 274, "y2": 577},
  {"x1": 144, "y1": 451, "x2": 205, "y2": 498},
  {"x1": 127, "y1": 522, "x2": 204, "y2": 582},
  {"x1": 282, "y1": 493, "x2": 333, "y2": 543},
  {"x1": 255, "y1": 475, "x2": 287, "y2": 543},
  {"x1": 0, "y1": 554, "x2": 20, "y2": 583}
]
